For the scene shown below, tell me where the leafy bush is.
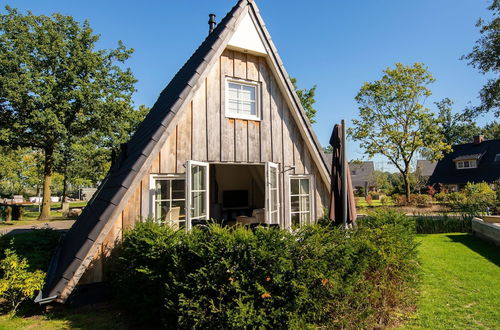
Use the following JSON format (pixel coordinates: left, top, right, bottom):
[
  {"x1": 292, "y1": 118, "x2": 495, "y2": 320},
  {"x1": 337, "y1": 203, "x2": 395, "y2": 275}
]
[
  {"x1": 368, "y1": 191, "x2": 380, "y2": 200},
  {"x1": 415, "y1": 215, "x2": 471, "y2": 234},
  {"x1": 110, "y1": 215, "x2": 420, "y2": 329},
  {"x1": 0, "y1": 249, "x2": 45, "y2": 313},
  {"x1": 444, "y1": 183, "x2": 496, "y2": 217},
  {"x1": 434, "y1": 191, "x2": 447, "y2": 202},
  {"x1": 414, "y1": 194, "x2": 433, "y2": 208},
  {"x1": 380, "y1": 195, "x2": 391, "y2": 205}
]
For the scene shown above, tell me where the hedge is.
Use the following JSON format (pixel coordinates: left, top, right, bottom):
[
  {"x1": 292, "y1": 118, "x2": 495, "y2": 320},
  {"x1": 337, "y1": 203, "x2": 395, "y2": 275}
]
[{"x1": 110, "y1": 210, "x2": 420, "y2": 329}]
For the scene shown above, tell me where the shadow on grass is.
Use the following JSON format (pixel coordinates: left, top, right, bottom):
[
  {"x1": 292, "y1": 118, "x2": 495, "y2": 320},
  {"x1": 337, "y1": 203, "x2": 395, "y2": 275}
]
[{"x1": 446, "y1": 234, "x2": 500, "y2": 267}]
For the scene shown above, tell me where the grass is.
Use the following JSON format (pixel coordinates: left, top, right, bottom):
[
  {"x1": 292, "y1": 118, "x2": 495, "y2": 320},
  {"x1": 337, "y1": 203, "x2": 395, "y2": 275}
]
[
  {"x1": 403, "y1": 233, "x2": 500, "y2": 329},
  {"x1": 0, "y1": 201, "x2": 87, "y2": 227},
  {"x1": 0, "y1": 305, "x2": 132, "y2": 330}
]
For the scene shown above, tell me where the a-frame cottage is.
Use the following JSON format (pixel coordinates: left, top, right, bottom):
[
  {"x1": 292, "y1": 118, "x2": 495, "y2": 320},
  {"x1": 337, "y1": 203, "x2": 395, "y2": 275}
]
[{"x1": 38, "y1": 0, "x2": 331, "y2": 304}]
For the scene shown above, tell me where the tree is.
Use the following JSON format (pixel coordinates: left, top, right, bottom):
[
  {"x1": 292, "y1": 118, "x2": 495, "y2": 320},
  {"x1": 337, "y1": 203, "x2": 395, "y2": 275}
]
[
  {"x1": 462, "y1": 0, "x2": 500, "y2": 116},
  {"x1": 0, "y1": 7, "x2": 138, "y2": 220},
  {"x1": 435, "y1": 98, "x2": 481, "y2": 145},
  {"x1": 291, "y1": 77, "x2": 317, "y2": 123},
  {"x1": 483, "y1": 121, "x2": 500, "y2": 139},
  {"x1": 349, "y1": 63, "x2": 451, "y2": 203},
  {"x1": 58, "y1": 104, "x2": 149, "y2": 202}
]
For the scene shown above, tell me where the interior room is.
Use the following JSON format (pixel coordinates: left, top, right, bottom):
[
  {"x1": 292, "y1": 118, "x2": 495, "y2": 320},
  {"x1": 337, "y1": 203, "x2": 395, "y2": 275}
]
[{"x1": 209, "y1": 163, "x2": 265, "y2": 225}]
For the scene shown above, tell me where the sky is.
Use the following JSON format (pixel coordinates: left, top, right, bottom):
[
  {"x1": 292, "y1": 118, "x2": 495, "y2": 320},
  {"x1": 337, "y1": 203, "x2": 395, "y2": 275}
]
[{"x1": 4, "y1": 0, "x2": 497, "y2": 172}]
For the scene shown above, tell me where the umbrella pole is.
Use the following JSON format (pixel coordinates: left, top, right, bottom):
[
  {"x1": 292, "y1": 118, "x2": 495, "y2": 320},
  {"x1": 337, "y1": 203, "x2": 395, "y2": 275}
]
[{"x1": 341, "y1": 120, "x2": 347, "y2": 228}]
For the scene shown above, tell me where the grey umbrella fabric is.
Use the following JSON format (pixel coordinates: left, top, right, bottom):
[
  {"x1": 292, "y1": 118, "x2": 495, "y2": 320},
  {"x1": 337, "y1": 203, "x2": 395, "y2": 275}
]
[{"x1": 328, "y1": 124, "x2": 357, "y2": 225}]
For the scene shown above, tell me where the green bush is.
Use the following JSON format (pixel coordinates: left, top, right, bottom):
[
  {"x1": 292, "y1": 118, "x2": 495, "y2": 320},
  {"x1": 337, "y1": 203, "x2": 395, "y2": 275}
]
[
  {"x1": 414, "y1": 194, "x2": 433, "y2": 208},
  {"x1": 110, "y1": 215, "x2": 420, "y2": 329},
  {"x1": 434, "y1": 191, "x2": 447, "y2": 202},
  {"x1": 0, "y1": 249, "x2": 45, "y2": 314},
  {"x1": 444, "y1": 183, "x2": 496, "y2": 217}
]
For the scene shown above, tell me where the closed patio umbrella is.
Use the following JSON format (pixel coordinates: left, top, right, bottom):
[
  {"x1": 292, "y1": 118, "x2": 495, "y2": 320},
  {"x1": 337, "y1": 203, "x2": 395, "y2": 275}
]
[{"x1": 328, "y1": 122, "x2": 357, "y2": 226}]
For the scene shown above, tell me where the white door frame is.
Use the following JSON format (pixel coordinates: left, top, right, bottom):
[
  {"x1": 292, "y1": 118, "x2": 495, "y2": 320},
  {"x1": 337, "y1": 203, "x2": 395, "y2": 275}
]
[
  {"x1": 265, "y1": 162, "x2": 280, "y2": 225},
  {"x1": 186, "y1": 160, "x2": 210, "y2": 230}
]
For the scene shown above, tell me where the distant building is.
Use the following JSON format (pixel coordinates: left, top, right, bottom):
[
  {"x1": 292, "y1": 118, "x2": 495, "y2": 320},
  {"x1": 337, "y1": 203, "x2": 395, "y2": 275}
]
[
  {"x1": 429, "y1": 136, "x2": 500, "y2": 191},
  {"x1": 324, "y1": 153, "x2": 375, "y2": 195},
  {"x1": 416, "y1": 160, "x2": 436, "y2": 178}
]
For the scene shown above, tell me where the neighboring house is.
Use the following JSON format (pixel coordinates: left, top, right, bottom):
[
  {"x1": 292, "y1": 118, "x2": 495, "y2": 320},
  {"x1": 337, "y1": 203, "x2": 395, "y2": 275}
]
[
  {"x1": 78, "y1": 187, "x2": 97, "y2": 201},
  {"x1": 324, "y1": 154, "x2": 374, "y2": 195},
  {"x1": 349, "y1": 162, "x2": 375, "y2": 195},
  {"x1": 38, "y1": 0, "x2": 331, "y2": 304},
  {"x1": 416, "y1": 160, "x2": 436, "y2": 178},
  {"x1": 429, "y1": 136, "x2": 500, "y2": 191}
]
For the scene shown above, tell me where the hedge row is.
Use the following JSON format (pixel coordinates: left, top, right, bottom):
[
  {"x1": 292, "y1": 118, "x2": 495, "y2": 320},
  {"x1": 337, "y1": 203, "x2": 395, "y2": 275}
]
[{"x1": 110, "y1": 209, "x2": 420, "y2": 329}]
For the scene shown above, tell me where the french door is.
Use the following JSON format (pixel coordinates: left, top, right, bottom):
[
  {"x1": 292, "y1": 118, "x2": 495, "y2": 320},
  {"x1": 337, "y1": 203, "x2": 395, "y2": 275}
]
[
  {"x1": 265, "y1": 162, "x2": 280, "y2": 225},
  {"x1": 186, "y1": 160, "x2": 209, "y2": 230}
]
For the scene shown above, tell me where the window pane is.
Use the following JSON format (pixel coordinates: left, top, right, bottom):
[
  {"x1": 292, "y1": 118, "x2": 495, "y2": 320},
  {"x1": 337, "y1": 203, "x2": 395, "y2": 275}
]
[
  {"x1": 155, "y1": 201, "x2": 169, "y2": 222},
  {"x1": 156, "y1": 180, "x2": 170, "y2": 200},
  {"x1": 291, "y1": 179, "x2": 299, "y2": 195},
  {"x1": 300, "y1": 212, "x2": 310, "y2": 225},
  {"x1": 463, "y1": 161, "x2": 469, "y2": 168},
  {"x1": 291, "y1": 213, "x2": 300, "y2": 226},
  {"x1": 192, "y1": 191, "x2": 206, "y2": 218},
  {"x1": 291, "y1": 196, "x2": 299, "y2": 213},
  {"x1": 172, "y1": 179, "x2": 185, "y2": 199},
  {"x1": 300, "y1": 196, "x2": 310, "y2": 212},
  {"x1": 192, "y1": 165, "x2": 206, "y2": 190},
  {"x1": 299, "y1": 179, "x2": 309, "y2": 195},
  {"x1": 172, "y1": 200, "x2": 186, "y2": 219}
]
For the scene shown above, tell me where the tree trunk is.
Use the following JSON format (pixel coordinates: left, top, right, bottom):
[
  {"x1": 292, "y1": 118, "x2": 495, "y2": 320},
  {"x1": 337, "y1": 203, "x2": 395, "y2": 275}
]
[
  {"x1": 38, "y1": 146, "x2": 54, "y2": 221},
  {"x1": 403, "y1": 172, "x2": 411, "y2": 204},
  {"x1": 61, "y1": 173, "x2": 68, "y2": 204}
]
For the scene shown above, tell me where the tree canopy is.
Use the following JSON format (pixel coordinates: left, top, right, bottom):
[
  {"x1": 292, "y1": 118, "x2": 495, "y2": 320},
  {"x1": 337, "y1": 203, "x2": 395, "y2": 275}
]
[
  {"x1": 349, "y1": 63, "x2": 451, "y2": 202},
  {"x1": 291, "y1": 77, "x2": 317, "y2": 123},
  {"x1": 463, "y1": 0, "x2": 500, "y2": 116},
  {"x1": 0, "y1": 6, "x2": 142, "y2": 219}
]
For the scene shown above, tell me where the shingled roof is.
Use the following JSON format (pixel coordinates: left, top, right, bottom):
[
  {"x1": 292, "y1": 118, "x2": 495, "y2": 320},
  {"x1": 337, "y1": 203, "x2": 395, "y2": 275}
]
[
  {"x1": 429, "y1": 139, "x2": 500, "y2": 185},
  {"x1": 38, "y1": 0, "x2": 331, "y2": 304}
]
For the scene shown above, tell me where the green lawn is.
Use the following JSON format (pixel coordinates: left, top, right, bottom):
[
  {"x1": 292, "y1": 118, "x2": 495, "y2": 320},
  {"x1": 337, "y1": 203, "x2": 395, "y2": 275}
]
[
  {"x1": 403, "y1": 233, "x2": 500, "y2": 329},
  {"x1": 0, "y1": 201, "x2": 87, "y2": 227}
]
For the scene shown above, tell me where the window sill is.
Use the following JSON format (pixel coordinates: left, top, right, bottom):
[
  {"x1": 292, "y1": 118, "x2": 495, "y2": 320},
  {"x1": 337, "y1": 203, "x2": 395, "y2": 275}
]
[{"x1": 225, "y1": 114, "x2": 262, "y2": 121}]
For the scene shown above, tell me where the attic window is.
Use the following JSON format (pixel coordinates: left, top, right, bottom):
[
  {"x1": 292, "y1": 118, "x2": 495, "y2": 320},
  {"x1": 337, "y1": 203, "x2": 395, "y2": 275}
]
[
  {"x1": 495, "y1": 154, "x2": 500, "y2": 162},
  {"x1": 225, "y1": 79, "x2": 260, "y2": 120},
  {"x1": 456, "y1": 160, "x2": 477, "y2": 169}
]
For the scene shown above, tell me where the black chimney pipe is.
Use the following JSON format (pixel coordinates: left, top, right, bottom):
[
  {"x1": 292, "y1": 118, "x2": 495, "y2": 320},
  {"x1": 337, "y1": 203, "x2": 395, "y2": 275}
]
[{"x1": 208, "y1": 14, "x2": 217, "y2": 35}]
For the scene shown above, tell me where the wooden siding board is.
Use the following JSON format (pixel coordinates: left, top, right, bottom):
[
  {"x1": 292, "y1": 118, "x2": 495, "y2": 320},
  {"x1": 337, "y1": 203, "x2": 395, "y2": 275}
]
[
  {"x1": 160, "y1": 131, "x2": 177, "y2": 174},
  {"x1": 207, "y1": 59, "x2": 221, "y2": 162},
  {"x1": 234, "y1": 51, "x2": 247, "y2": 79},
  {"x1": 176, "y1": 103, "x2": 192, "y2": 173},
  {"x1": 270, "y1": 75, "x2": 283, "y2": 164},
  {"x1": 248, "y1": 121, "x2": 260, "y2": 162},
  {"x1": 259, "y1": 57, "x2": 272, "y2": 162},
  {"x1": 293, "y1": 125, "x2": 305, "y2": 174},
  {"x1": 235, "y1": 120, "x2": 248, "y2": 162},
  {"x1": 221, "y1": 50, "x2": 235, "y2": 162},
  {"x1": 192, "y1": 79, "x2": 208, "y2": 161},
  {"x1": 281, "y1": 102, "x2": 294, "y2": 169},
  {"x1": 246, "y1": 54, "x2": 259, "y2": 81}
]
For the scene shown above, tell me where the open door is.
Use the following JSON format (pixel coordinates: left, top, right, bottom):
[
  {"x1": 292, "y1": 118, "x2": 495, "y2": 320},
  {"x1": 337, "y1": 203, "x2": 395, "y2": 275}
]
[
  {"x1": 265, "y1": 162, "x2": 280, "y2": 225},
  {"x1": 186, "y1": 160, "x2": 209, "y2": 230}
]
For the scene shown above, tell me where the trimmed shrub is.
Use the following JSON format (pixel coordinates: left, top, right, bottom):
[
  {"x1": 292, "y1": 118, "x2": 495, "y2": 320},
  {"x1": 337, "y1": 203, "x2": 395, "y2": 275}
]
[
  {"x1": 415, "y1": 215, "x2": 471, "y2": 234},
  {"x1": 110, "y1": 215, "x2": 420, "y2": 329},
  {"x1": 414, "y1": 194, "x2": 433, "y2": 208},
  {"x1": 365, "y1": 194, "x2": 373, "y2": 206}
]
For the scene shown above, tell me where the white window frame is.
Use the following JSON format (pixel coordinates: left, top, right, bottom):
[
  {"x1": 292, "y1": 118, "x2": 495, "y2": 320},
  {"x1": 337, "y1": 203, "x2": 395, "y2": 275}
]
[
  {"x1": 225, "y1": 77, "x2": 260, "y2": 121},
  {"x1": 149, "y1": 174, "x2": 186, "y2": 227},
  {"x1": 456, "y1": 160, "x2": 477, "y2": 169},
  {"x1": 265, "y1": 162, "x2": 280, "y2": 225},
  {"x1": 186, "y1": 160, "x2": 210, "y2": 231},
  {"x1": 289, "y1": 175, "x2": 314, "y2": 227}
]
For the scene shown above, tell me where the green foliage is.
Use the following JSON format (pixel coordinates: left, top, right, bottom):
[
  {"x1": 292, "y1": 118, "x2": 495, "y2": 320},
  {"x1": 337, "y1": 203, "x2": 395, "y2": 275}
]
[
  {"x1": 290, "y1": 77, "x2": 317, "y2": 123},
  {"x1": 462, "y1": 0, "x2": 500, "y2": 116},
  {"x1": 0, "y1": 249, "x2": 45, "y2": 314},
  {"x1": 349, "y1": 63, "x2": 451, "y2": 201},
  {"x1": 435, "y1": 98, "x2": 481, "y2": 146},
  {"x1": 0, "y1": 229, "x2": 61, "y2": 272},
  {"x1": 0, "y1": 147, "x2": 42, "y2": 197},
  {"x1": 0, "y1": 6, "x2": 143, "y2": 218},
  {"x1": 444, "y1": 182, "x2": 497, "y2": 217},
  {"x1": 415, "y1": 215, "x2": 471, "y2": 234},
  {"x1": 111, "y1": 218, "x2": 420, "y2": 328}
]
